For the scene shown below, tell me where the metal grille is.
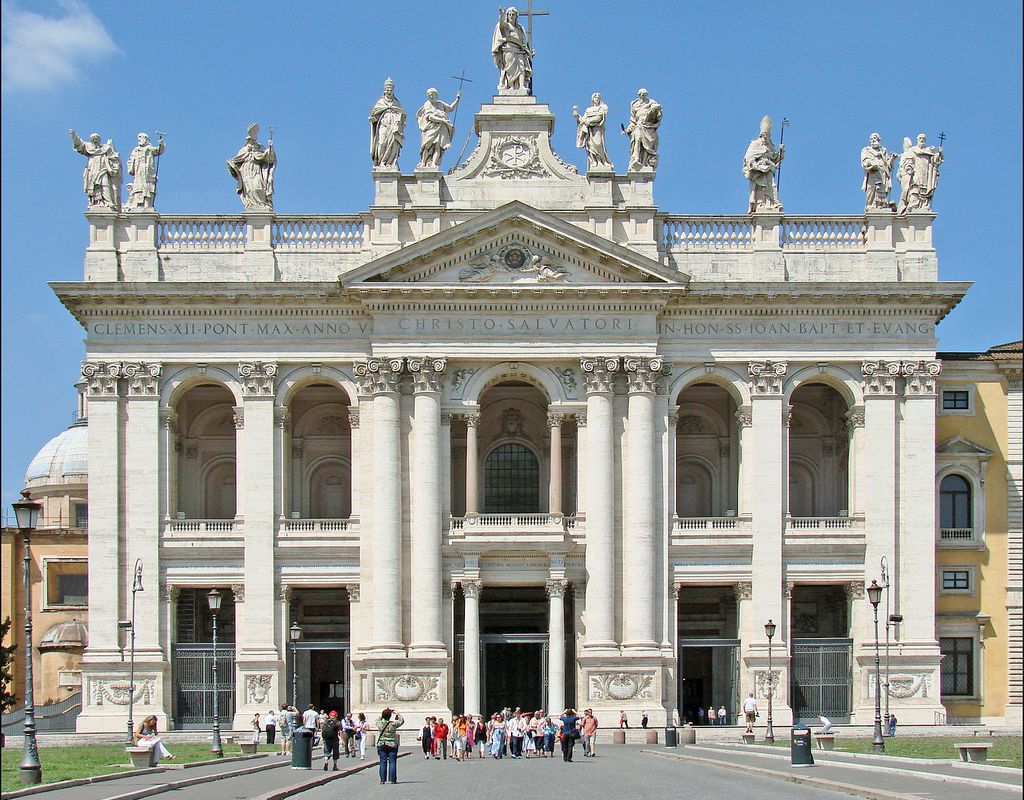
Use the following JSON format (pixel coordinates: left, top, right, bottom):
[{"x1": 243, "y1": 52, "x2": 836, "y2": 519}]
[
  {"x1": 172, "y1": 646, "x2": 235, "y2": 728},
  {"x1": 484, "y1": 443, "x2": 540, "y2": 513},
  {"x1": 791, "y1": 639, "x2": 852, "y2": 722}
]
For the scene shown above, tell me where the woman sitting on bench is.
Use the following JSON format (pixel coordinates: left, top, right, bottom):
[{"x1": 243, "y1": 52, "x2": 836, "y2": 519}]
[{"x1": 134, "y1": 715, "x2": 174, "y2": 763}]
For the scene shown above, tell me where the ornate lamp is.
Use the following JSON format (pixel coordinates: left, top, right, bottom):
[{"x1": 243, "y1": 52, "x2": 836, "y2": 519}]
[
  {"x1": 289, "y1": 623, "x2": 302, "y2": 709},
  {"x1": 764, "y1": 619, "x2": 776, "y2": 744},
  {"x1": 866, "y1": 580, "x2": 885, "y2": 751},
  {"x1": 12, "y1": 490, "x2": 43, "y2": 785},
  {"x1": 207, "y1": 589, "x2": 224, "y2": 757}
]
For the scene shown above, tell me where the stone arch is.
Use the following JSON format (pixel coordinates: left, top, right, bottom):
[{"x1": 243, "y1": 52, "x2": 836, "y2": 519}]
[
  {"x1": 162, "y1": 366, "x2": 243, "y2": 407},
  {"x1": 670, "y1": 366, "x2": 749, "y2": 407},
  {"x1": 275, "y1": 365, "x2": 356, "y2": 407},
  {"x1": 675, "y1": 401, "x2": 730, "y2": 438},
  {"x1": 462, "y1": 362, "x2": 563, "y2": 405},
  {"x1": 784, "y1": 365, "x2": 861, "y2": 408}
]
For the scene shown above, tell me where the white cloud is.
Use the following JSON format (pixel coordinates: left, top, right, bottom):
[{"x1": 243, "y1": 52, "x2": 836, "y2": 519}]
[{"x1": 2, "y1": 1, "x2": 116, "y2": 92}]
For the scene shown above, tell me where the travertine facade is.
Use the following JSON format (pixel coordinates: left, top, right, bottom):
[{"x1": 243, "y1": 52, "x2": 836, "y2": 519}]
[{"x1": 52, "y1": 36, "x2": 978, "y2": 730}]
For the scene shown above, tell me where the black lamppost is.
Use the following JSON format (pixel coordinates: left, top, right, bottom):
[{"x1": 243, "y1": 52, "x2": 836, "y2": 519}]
[
  {"x1": 764, "y1": 619, "x2": 776, "y2": 744},
  {"x1": 13, "y1": 490, "x2": 43, "y2": 785},
  {"x1": 879, "y1": 556, "x2": 902, "y2": 735},
  {"x1": 126, "y1": 559, "x2": 144, "y2": 744},
  {"x1": 866, "y1": 580, "x2": 885, "y2": 752},
  {"x1": 289, "y1": 623, "x2": 302, "y2": 709},
  {"x1": 207, "y1": 589, "x2": 224, "y2": 757}
]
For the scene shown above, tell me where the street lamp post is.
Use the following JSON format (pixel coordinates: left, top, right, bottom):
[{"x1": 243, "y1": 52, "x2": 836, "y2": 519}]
[
  {"x1": 764, "y1": 619, "x2": 776, "y2": 744},
  {"x1": 126, "y1": 559, "x2": 144, "y2": 744},
  {"x1": 289, "y1": 623, "x2": 302, "y2": 709},
  {"x1": 207, "y1": 589, "x2": 223, "y2": 758},
  {"x1": 866, "y1": 580, "x2": 885, "y2": 752},
  {"x1": 880, "y1": 556, "x2": 890, "y2": 731},
  {"x1": 13, "y1": 490, "x2": 43, "y2": 785}
]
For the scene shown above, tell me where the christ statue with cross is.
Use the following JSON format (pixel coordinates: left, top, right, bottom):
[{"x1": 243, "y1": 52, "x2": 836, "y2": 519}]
[{"x1": 491, "y1": 5, "x2": 545, "y2": 95}]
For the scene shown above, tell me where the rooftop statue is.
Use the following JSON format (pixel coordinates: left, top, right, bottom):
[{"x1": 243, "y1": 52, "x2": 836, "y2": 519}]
[
  {"x1": 369, "y1": 78, "x2": 406, "y2": 169},
  {"x1": 126, "y1": 132, "x2": 166, "y2": 211},
  {"x1": 623, "y1": 88, "x2": 662, "y2": 171},
  {"x1": 897, "y1": 133, "x2": 943, "y2": 214},
  {"x1": 573, "y1": 93, "x2": 612, "y2": 170},
  {"x1": 492, "y1": 7, "x2": 533, "y2": 94},
  {"x1": 69, "y1": 129, "x2": 122, "y2": 212},
  {"x1": 743, "y1": 115, "x2": 785, "y2": 213},
  {"x1": 227, "y1": 123, "x2": 276, "y2": 212},
  {"x1": 860, "y1": 132, "x2": 896, "y2": 211},
  {"x1": 416, "y1": 88, "x2": 461, "y2": 169}
]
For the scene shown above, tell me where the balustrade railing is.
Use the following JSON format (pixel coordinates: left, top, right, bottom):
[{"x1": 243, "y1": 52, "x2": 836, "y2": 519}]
[
  {"x1": 939, "y1": 527, "x2": 975, "y2": 541},
  {"x1": 156, "y1": 216, "x2": 246, "y2": 251},
  {"x1": 673, "y1": 516, "x2": 751, "y2": 531},
  {"x1": 272, "y1": 216, "x2": 365, "y2": 251},
  {"x1": 663, "y1": 216, "x2": 753, "y2": 252},
  {"x1": 781, "y1": 217, "x2": 867, "y2": 251},
  {"x1": 165, "y1": 518, "x2": 240, "y2": 533},
  {"x1": 788, "y1": 516, "x2": 862, "y2": 530},
  {"x1": 450, "y1": 513, "x2": 579, "y2": 531},
  {"x1": 281, "y1": 517, "x2": 359, "y2": 532}
]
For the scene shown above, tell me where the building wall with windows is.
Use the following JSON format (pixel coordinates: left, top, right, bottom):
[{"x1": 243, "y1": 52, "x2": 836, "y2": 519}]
[{"x1": 936, "y1": 341, "x2": 1022, "y2": 724}]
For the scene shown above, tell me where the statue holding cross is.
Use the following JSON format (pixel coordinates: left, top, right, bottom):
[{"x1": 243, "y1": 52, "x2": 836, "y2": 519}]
[{"x1": 491, "y1": 6, "x2": 535, "y2": 95}]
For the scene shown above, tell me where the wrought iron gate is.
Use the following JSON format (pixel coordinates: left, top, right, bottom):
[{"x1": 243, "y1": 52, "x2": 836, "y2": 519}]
[
  {"x1": 790, "y1": 638, "x2": 852, "y2": 722},
  {"x1": 172, "y1": 646, "x2": 235, "y2": 728}
]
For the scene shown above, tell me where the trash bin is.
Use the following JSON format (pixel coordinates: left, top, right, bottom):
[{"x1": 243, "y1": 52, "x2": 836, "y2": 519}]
[
  {"x1": 664, "y1": 726, "x2": 677, "y2": 748},
  {"x1": 790, "y1": 724, "x2": 814, "y2": 767},
  {"x1": 291, "y1": 726, "x2": 314, "y2": 769},
  {"x1": 678, "y1": 725, "x2": 696, "y2": 745}
]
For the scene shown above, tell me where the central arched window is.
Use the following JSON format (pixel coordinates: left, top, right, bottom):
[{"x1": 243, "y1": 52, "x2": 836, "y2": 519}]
[
  {"x1": 940, "y1": 474, "x2": 972, "y2": 529},
  {"x1": 484, "y1": 443, "x2": 539, "y2": 513}
]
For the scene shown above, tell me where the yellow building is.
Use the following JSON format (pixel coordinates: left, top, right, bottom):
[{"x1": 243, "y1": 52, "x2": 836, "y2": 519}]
[{"x1": 935, "y1": 340, "x2": 1022, "y2": 725}]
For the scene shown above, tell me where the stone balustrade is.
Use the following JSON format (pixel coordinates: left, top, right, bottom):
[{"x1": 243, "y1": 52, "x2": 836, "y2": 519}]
[
  {"x1": 939, "y1": 527, "x2": 975, "y2": 542},
  {"x1": 156, "y1": 216, "x2": 247, "y2": 251},
  {"x1": 787, "y1": 516, "x2": 864, "y2": 531},
  {"x1": 672, "y1": 515, "x2": 752, "y2": 531},
  {"x1": 272, "y1": 216, "x2": 366, "y2": 251},
  {"x1": 662, "y1": 216, "x2": 753, "y2": 252},
  {"x1": 780, "y1": 216, "x2": 867, "y2": 251},
  {"x1": 165, "y1": 517, "x2": 240, "y2": 532},
  {"x1": 280, "y1": 517, "x2": 360, "y2": 532}
]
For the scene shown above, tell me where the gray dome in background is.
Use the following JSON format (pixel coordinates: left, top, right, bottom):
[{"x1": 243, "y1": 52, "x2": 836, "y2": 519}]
[{"x1": 24, "y1": 421, "x2": 88, "y2": 488}]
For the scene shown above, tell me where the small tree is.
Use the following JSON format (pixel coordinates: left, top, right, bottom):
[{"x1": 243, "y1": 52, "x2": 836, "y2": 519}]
[{"x1": 0, "y1": 617, "x2": 16, "y2": 713}]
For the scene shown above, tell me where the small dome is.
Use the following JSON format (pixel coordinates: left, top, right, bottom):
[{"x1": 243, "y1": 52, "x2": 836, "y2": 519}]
[
  {"x1": 24, "y1": 422, "x2": 88, "y2": 488},
  {"x1": 39, "y1": 619, "x2": 88, "y2": 651}
]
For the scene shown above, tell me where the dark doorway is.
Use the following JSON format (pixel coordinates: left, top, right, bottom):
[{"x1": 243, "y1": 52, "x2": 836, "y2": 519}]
[
  {"x1": 484, "y1": 641, "x2": 544, "y2": 714},
  {"x1": 311, "y1": 650, "x2": 347, "y2": 715},
  {"x1": 679, "y1": 644, "x2": 739, "y2": 724}
]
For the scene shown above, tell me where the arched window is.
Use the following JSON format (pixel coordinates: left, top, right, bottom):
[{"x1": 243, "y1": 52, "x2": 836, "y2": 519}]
[
  {"x1": 940, "y1": 474, "x2": 972, "y2": 530},
  {"x1": 484, "y1": 443, "x2": 539, "y2": 513}
]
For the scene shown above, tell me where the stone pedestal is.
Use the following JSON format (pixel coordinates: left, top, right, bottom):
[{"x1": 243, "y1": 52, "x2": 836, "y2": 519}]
[
  {"x1": 122, "y1": 211, "x2": 160, "y2": 281},
  {"x1": 84, "y1": 210, "x2": 121, "y2": 281}
]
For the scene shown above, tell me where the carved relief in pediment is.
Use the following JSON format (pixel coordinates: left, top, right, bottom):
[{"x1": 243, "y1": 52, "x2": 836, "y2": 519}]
[{"x1": 457, "y1": 243, "x2": 570, "y2": 284}]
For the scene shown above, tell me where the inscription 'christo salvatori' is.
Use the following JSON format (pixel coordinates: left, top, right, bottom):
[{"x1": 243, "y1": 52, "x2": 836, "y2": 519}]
[
  {"x1": 657, "y1": 319, "x2": 933, "y2": 338},
  {"x1": 90, "y1": 320, "x2": 371, "y2": 338},
  {"x1": 397, "y1": 316, "x2": 638, "y2": 332}
]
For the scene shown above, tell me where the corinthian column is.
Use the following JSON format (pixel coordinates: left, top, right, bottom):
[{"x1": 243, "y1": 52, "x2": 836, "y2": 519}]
[
  {"x1": 547, "y1": 413, "x2": 565, "y2": 515},
  {"x1": 622, "y1": 356, "x2": 670, "y2": 650},
  {"x1": 580, "y1": 357, "x2": 619, "y2": 650},
  {"x1": 547, "y1": 579, "x2": 568, "y2": 712},
  {"x1": 464, "y1": 412, "x2": 480, "y2": 515},
  {"x1": 356, "y1": 357, "x2": 406, "y2": 652},
  {"x1": 408, "y1": 356, "x2": 447, "y2": 653},
  {"x1": 463, "y1": 580, "x2": 482, "y2": 716}
]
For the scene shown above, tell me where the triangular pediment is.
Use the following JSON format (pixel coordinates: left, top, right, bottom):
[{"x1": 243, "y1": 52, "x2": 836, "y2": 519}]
[
  {"x1": 936, "y1": 436, "x2": 993, "y2": 458},
  {"x1": 341, "y1": 202, "x2": 688, "y2": 288}
]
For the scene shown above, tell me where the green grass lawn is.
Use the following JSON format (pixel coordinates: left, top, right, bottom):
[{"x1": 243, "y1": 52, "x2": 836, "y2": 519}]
[
  {"x1": 0, "y1": 741, "x2": 280, "y2": 786},
  {"x1": 768, "y1": 735, "x2": 1023, "y2": 769}
]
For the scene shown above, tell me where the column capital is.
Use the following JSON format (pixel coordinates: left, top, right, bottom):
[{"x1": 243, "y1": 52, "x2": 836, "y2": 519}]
[
  {"x1": 463, "y1": 411, "x2": 481, "y2": 428},
  {"x1": 232, "y1": 406, "x2": 245, "y2": 429},
  {"x1": 622, "y1": 356, "x2": 671, "y2": 394},
  {"x1": 747, "y1": 360, "x2": 788, "y2": 395},
  {"x1": 782, "y1": 404, "x2": 794, "y2": 428},
  {"x1": 238, "y1": 361, "x2": 278, "y2": 397},
  {"x1": 274, "y1": 406, "x2": 291, "y2": 430},
  {"x1": 462, "y1": 579, "x2": 483, "y2": 599},
  {"x1": 277, "y1": 584, "x2": 293, "y2": 602},
  {"x1": 547, "y1": 411, "x2": 568, "y2": 428},
  {"x1": 163, "y1": 584, "x2": 180, "y2": 603},
  {"x1": 345, "y1": 583, "x2": 361, "y2": 602},
  {"x1": 546, "y1": 579, "x2": 569, "y2": 598},
  {"x1": 735, "y1": 405, "x2": 753, "y2": 427},
  {"x1": 735, "y1": 581, "x2": 752, "y2": 600},
  {"x1": 123, "y1": 362, "x2": 162, "y2": 397},
  {"x1": 902, "y1": 359, "x2": 941, "y2": 396},
  {"x1": 160, "y1": 407, "x2": 178, "y2": 431},
  {"x1": 580, "y1": 356, "x2": 620, "y2": 394},
  {"x1": 844, "y1": 581, "x2": 865, "y2": 600},
  {"x1": 575, "y1": 411, "x2": 587, "y2": 427},
  {"x1": 407, "y1": 355, "x2": 447, "y2": 393},
  {"x1": 845, "y1": 405, "x2": 865, "y2": 431},
  {"x1": 81, "y1": 360, "x2": 123, "y2": 397},
  {"x1": 231, "y1": 583, "x2": 245, "y2": 603},
  {"x1": 861, "y1": 360, "x2": 901, "y2": 396},
  {"x1": 355, "y1": 357, "x2": 404, "y2": 395},
  {"x1": 348, "y1": 407, "x2": 360, "y2": 428}
]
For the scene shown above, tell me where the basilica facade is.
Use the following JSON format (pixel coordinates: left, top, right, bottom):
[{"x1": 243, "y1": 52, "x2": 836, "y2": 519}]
[{"x1": 52, "y1": 58, "x2": 983, "y2": 731}]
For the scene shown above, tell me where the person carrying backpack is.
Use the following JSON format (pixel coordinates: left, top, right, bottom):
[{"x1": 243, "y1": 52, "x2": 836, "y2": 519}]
[{"x1": 321, "y1": 710, "x2": 340, "y2": 771}]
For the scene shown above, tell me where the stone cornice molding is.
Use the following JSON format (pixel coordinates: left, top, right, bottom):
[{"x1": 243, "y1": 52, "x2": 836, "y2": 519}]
[
  {"x1": 623, "y1": 356, "x2": 671, "y2": 394},
  {"x1": 462, "y1": 579, "x2": 482, "y2": 599},
  {"x1": 903, "y1": 360, "x2": 941, "y2": 396},
  {"x1": 580, "y1": 356, "x2": 620, "y2": 395},
  {"x1": 123, "y1": 362, "x2": 162, "y2": 397},
  {"x1": 238, "y1": 361, "x2": 278, "y2": 397},
  {"x1": 354, "y1": 357, "x2": 404, "y2": 395},
  {"x1": 81, "y1": 361, "x2": 123, "y2": 397},
  {"x1": 407, "y1": 356, "x2": 447, "y2": 393},
  {"x1": 747, "y1": 360, "x2": 788, "y2": 395},
  {"x1": 861, "y1": 360, "x2": 901, "y2": 396}
]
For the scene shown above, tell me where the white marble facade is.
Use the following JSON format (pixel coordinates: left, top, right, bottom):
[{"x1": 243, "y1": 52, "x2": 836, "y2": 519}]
[{"x1": 60, "y1": 89, "x2": 966, "y2": 731}]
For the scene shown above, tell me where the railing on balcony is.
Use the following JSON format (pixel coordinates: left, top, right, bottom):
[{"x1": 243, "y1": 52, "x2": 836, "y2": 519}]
[
  {"x1": 662, "y1": 217, "x2": 753, "y2": 252},
  {"x1": 787, "y1": 516, "x2": 864, "y2": 530},
  {"x1": 939, "y1": 527, "x2": 975, "y2": 542},
  {"x1": 672, "y1": 516, "x2": 752, "y2": 531},
  {"x1": 449, "y1": 513, "x2": 580, "y2": 531},
  {"x1": 272, "y1": 216, "x2": 365, "y2": 251},
  {"x1": 781, "y1": 217, "x2": 867, "y2": 251},
  {"x1": 165, "y1": 518, "x2": 240, "y2": 533},
  {"x1": 156, "y1": 216, "x2": 247, "y2": 251},
  {"x1": 280, "y1": 517, "x2": 360, "y2": 533}
]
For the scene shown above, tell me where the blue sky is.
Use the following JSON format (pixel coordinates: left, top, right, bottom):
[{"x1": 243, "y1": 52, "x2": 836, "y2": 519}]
[{"x1": 1, "y1": 0, "x2": 1021, "y2": 509}]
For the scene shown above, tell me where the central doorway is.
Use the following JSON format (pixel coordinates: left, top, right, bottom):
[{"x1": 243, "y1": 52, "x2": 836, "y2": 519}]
[{"x1": 482, "y1": 634, "x2": 547, "y2": 714}]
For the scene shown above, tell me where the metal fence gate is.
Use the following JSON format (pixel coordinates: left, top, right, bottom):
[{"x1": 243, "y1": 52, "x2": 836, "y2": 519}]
[
  {"x1": 172, "y1": 646, "x2": 235, "y2": 728},
  {"x1": 790, "y1": 638, "x2": 853, "y2": 723}
]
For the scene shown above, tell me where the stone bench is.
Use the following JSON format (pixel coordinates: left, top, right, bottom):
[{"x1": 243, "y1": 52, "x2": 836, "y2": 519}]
[
  {"x1": 954, "y1": 742, "x2": 993, "y2": 763},
  {"x1": 815, "y1": 735, "x2": 836, "y2": 750},
  {"x1": 125, "y1": 747, "x2": 156, "y2": 769},
  {"x1": 239, "y1": 741, "x2": 258, "y2": 755},
  {"x1": 741, "y1": 732, "x2": 756, "y2": 744},
  {"x1": 612, "y1": 730, "x2": 625, "y2": 745},
  {"x1": 644, "y1": 730, "x2": 658, "y2": 745}
]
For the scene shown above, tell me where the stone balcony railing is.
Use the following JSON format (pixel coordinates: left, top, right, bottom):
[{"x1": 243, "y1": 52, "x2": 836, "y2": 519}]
[
  {"x1": 280, "y1": 517, "x2": 360, "y2": 532},
  {"x1": 448, "y1": 513, "x2": 583, "y2": 544},
  {"x1": 161, "y1": 517, "x2": 244, "y2": 547},
  {"x1": 276, "y1": 517, "x2": 361, "y2": 547},
  {"x1": 165, "y1": 517, "x2": 241, "y2": 532},
  {"x1": 786, "y1": 516, "x2": 865, "y2": 531},
  {"x1": 938, "y1": 527, "x2": 978, "y2": 547},
  {"x1": 672, "y1": 515, "x2": 752, "y2": 531}
]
